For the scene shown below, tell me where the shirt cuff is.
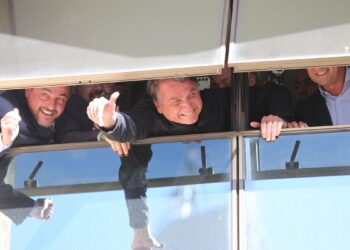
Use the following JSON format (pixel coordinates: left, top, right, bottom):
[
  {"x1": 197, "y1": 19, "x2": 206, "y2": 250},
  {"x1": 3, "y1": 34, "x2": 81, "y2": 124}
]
[
  {"x1": 0, "y1": 133, "x2": 13, "y2": 153},
  {"x1": 97, "y1": 130, "x2": 105, "y2": 142},
  {"x1": 100, "y1": 112, "x2": 123, "y2": 132}
]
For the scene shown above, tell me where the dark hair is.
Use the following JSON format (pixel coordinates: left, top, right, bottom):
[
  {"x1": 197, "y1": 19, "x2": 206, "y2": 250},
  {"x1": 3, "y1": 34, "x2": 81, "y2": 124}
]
[{"x1": 147, "y1": 77, "x2": 198, "y2": 100}]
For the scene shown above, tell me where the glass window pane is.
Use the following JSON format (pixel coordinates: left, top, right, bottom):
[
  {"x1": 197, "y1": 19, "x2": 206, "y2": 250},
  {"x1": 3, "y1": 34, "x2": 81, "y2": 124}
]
[
  {"x1": 244, "y1": 130, "x2": 350, "y2": 180},
  {"x1": 242, "y1": 175, "x2": 350, "y2": 250},
  {"x1": 0, "y1": 0, "x2": 228, "y2": 88},
  {"x1": 9, "y1": 139, "x2": 231, "y2": 189},
  {"x1": 2, "y1": 136, "x2": 234, "y2": 249},
  {"x1": 229, "y1": 0, "x2": 350, "y2": 71},
  {"x1": 10, "y1": 183, "x2": 232, "y2": 250},
  {"x1": 242, "y1": 130, "x2": 350, "y2": 250}
]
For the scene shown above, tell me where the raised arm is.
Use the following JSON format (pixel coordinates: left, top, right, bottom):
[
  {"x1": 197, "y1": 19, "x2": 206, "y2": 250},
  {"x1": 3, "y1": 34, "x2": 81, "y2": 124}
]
[
  {"x1": 87, "y1": 90, "x2": 159, "y2": 142},
  {"x1": 0, "y1": 108, "x2": 21, "y2": 151},
  {"x1": 87, "y1": 91, "x2": 119, "y2": 129}
]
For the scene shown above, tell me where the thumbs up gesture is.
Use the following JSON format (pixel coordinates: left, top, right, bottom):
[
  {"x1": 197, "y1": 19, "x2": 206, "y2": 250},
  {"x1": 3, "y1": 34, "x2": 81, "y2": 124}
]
[
  {"x1": 1, "y1": 108, "x2": 21, "y2": 145},
  {"x1": 87, "y1": 91, "x2": 119, "y2": 129}
]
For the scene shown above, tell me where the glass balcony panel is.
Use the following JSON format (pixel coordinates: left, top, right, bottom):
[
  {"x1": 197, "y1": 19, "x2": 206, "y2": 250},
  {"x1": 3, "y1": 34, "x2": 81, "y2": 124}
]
[
  {"x1": 1, "y1": 135, "x2": 234, "y2": 249},
  {"x1": 244, "y1": 130, "x2": 350, "y2": 180},
  {"x1": 241, "y1": 129, "x2": 350, "y2": 250},
  {"x1": 11, "y1": 183, "x2": 232, "y2": 250},
  {"x1": 9, "y1": 138, "x2": 231, "y2": 189},
  {"x1": 242, "y1": 175, "x2": 350, "y2": 250}
]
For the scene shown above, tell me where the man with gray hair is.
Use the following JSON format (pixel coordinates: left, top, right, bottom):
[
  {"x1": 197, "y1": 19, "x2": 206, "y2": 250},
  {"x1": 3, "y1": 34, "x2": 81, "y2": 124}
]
[
  {"x1": 87, "y1": 76, "x2": 293, "y2": 249},
  {"x1": 87, "y1": 77, "x2": 230, "y2": 250},
  {"x1": 88, "y1": 77, "x2": 231, "y2": 142},
  {"x1": 89, "y1": 76, "x2": 293, "y2": 143}
]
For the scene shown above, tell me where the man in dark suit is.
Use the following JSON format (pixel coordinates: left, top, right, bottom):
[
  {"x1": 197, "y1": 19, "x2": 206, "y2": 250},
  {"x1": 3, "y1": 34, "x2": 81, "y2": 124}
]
[
  {"x1": 0, "y1": 86, "x2": 70, "y2": 224},
  {"x1": 91, "y1": 78, "x2": 294, "y2": 143},
  {"x1": 55, "y1": 82, "x2": 162, "y2": 250},
  {"x1": 297, "y1": 66, "x2": 350, "y2": 126},
  {"x1": 87, "y1": 76, "x2": 297, "y2": 249}
]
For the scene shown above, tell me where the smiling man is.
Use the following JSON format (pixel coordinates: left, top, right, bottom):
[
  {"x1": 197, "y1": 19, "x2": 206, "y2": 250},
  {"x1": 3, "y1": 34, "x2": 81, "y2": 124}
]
[
  {"x1": 86, "y1": 76, "x2": 296, "y2": 250},
  {"x1": 0, "y1": 86, "x2": 70, "y2": 225},
  {"x1": 25, "y1": 87, "x2": 70, "y2": 128},
  {"x1": 297, "y1": 66, "x2": 350, "y2": 126},
  {"x1": 150, "y1": 79, "x2": 203, "y2": 125},
  {"x1": 87, "y1": 77, "x2": 231, "y2": 142},
  {"x1": 86, "y1": 78, "x2": 230, "y2": 250}
]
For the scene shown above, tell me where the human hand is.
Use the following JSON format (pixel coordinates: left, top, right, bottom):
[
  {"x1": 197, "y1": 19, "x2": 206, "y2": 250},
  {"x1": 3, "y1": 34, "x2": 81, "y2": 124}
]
[
  {"x1": 250, "y1": 115, "x2": 286, "y2": 142},
  {"x1": 102, "y1": 135, "x2": 131, "y2": 156},
  {"x1": 1, "y1": 108, "x2": 21, "y2": 145},
  {"x1": 132, "y1": 226, "x2": 164, "y2": 250},
  {"x1": 30, "y1": 198, "x2": 54, "y2": 220},
  {"x1": 287, "y1": 121, "x2": 309, "y2": 128},
  {"x1": 86, "y1": 91, "x2": 119, "y2": 129}
]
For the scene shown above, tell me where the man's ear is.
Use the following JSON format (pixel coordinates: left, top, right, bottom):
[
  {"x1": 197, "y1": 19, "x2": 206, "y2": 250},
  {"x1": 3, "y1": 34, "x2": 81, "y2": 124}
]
[
  {"x1": 153, "y1": 99, "x2": 163, "y2": 114},
  {"x1": 24, "y1": 89, "x2": 32, "y2": 99}
]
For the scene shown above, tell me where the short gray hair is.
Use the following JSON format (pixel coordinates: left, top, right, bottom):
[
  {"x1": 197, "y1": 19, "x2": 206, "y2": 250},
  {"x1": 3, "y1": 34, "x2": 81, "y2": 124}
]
[{"x1": 147, "y1": 77, "x2": 198, "y2": 101}]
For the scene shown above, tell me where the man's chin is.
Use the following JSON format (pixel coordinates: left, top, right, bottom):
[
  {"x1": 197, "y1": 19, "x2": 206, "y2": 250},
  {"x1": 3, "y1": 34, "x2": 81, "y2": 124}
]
[
  {"x1": 180, "y1": 117, "x2": 198, "y2": 125},
  {"x1": 37, "y1": 118, "x2": 54, "y2": 128}
]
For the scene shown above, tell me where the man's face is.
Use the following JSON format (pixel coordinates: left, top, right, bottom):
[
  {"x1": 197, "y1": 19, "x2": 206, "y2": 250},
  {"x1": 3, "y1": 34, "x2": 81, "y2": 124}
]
[
  {"x1": 77, "y1": 84, "x2": 104, "y2": 102},
  {"x1": 306, "y1": 67, "x2": 342, "y2": 88},
  {"x1": 211, "y1": 67, "x2": 232, "y2": 88},
  {"x1": 249, "y1": 73, "x2": 257, "y2": 86},
  {"x1": 154, "y1": 79, "x2": 203, "y2": 125},
  {"x1": 101, "y1": 83, "x2": 115, "y2": 97},
  {"x1": 25, "y1": 87, "x2": 70, "y2": 127}
]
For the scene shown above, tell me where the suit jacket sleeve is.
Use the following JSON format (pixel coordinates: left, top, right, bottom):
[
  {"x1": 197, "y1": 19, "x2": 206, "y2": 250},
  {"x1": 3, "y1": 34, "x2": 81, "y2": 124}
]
[
  {"x1": 55, "y1": 114, "x2": 99, "y2": 143},
  {"x1": 54, "y1": 102, "x2": 99, "y2": 143},
  {"x1": 104, "y1": 98, "x2": 158, "y2": 142},
  {"x1": 249, "y1": 84, "x2": 293, "y2": 123},
  {"x1": 295, "y1": 90, "x2": 332, "y2": 126},
  {"x1": 0, "y1": 155, "x2": 35, "y2": 225},
  {"x1": 266, "y1": 84, "x2": 293, "y2": 121}
]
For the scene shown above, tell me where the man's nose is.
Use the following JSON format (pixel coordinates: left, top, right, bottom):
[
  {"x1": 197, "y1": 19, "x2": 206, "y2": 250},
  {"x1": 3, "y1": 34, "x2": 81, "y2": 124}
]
[
  {"x1": 182, "y1": 99, "x2": 193, "y2": 109},
  {"x1": 45, "y1": 98, "x2": 56, "y2": 110},
  {"x1": 92, "y1": 85, "x2": 103, "y2": 91}
]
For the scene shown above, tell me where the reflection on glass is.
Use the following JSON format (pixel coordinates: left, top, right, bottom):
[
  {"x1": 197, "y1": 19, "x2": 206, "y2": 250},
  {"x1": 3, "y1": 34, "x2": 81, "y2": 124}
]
[
  {"x1": 244, "y1": 131, "x2": 350, "y2": 179},
  {"x1": 3, "y1": 137, "x2": 232, "y2": 249},
  {"x1": 243, "y1": 175, "x2": 350, "y2": 250},
  {"x1": 11, "y1": 139, "x2": 231, "y2": 188},
  {"x1": 242, "y1": 130, "x2": 350, "y2": 250},
  {"x1": 11, "y1": 183, "x2": 231, "y2": 250},
  {"x1": 1, "y1": 0, "x2": 226, "y2": 85}
]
